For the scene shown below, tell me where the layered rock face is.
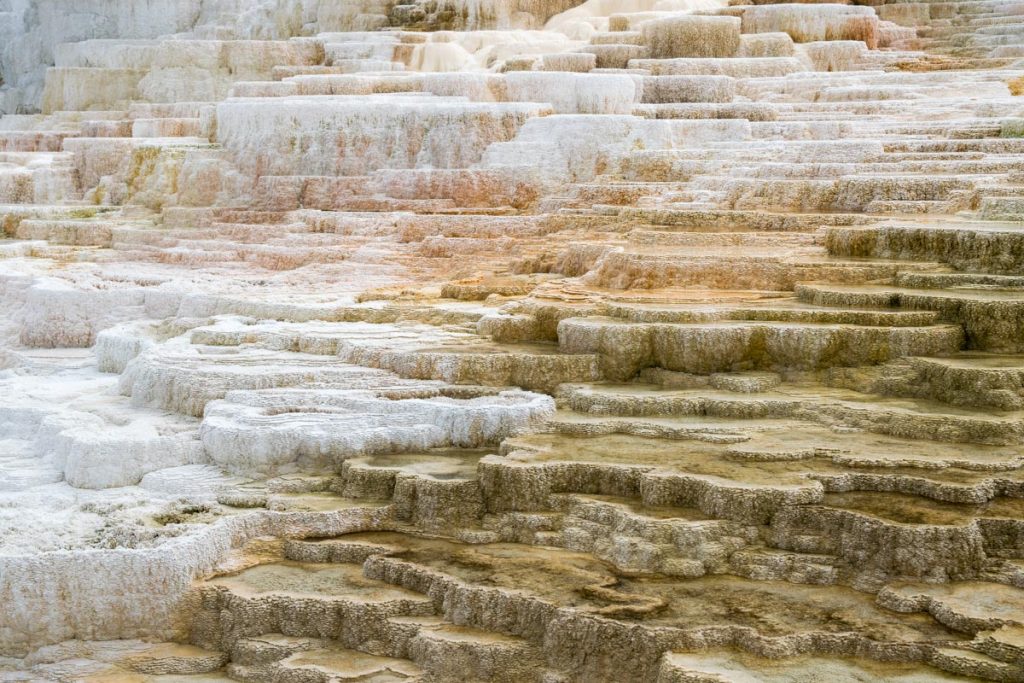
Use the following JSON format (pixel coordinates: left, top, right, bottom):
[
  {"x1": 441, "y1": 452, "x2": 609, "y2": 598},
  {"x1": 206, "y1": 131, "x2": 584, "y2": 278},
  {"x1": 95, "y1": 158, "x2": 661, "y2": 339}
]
[{"x1": 1, "y1": 0, "x2": 1024, "y2": 680}]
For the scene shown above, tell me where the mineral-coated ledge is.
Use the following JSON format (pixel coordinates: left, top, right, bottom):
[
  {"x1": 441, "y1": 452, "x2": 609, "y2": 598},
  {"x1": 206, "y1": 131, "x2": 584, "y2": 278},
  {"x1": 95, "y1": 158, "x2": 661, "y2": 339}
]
[{"x1": 1, "y1": 0, "x2": 1023, "y2": 680}]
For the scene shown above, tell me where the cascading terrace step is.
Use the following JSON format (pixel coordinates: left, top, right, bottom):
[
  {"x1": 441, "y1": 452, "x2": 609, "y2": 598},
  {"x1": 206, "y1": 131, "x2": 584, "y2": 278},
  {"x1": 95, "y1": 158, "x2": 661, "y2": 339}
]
[
  {"x1": 797, "y1": 282, "x2": 1024, "y2": 352},
  {"x1": 2, "y1": 2, "x2": 1024, "y2": 682},
  {"x1": 557, "y1": 316, "x2": 965, "y2": 379},
  {"x1": 556, "y1": 381, "x2": 1024, "y2": 445}
]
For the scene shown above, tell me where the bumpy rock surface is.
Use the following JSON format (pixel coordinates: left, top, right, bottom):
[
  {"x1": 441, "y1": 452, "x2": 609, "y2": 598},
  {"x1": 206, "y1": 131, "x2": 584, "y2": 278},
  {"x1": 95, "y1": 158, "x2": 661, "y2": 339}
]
[{"x1": 1, "y1": 0, "x2": 1023, "y2": 680}]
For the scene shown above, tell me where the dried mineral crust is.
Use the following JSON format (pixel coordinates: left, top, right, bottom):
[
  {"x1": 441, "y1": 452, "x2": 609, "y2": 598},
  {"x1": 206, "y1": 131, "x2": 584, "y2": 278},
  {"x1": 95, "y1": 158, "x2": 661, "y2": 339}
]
[{"x1": 1, "y1": 0, "x2": 1023, "y2": 680}]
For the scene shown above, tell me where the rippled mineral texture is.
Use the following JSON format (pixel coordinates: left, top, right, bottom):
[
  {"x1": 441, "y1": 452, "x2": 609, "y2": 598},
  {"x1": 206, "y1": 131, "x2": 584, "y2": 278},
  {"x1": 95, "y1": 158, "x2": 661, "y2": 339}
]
[{"x1": 0, "y1": 0, "x2": 1023, "y2": 680}]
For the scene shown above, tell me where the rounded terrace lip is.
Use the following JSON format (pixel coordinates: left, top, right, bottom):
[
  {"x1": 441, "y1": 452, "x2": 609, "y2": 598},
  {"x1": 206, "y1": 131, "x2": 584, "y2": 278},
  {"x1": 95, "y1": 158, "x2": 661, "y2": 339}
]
[{"x1": 1, "y1": 0, "x2": 1024, "y2": 680}]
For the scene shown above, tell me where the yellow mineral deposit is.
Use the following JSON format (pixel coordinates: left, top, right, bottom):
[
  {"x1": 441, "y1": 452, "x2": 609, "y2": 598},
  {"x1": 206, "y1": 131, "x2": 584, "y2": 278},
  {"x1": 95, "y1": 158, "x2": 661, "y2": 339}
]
[{"x1": 0, "y1": 0, "x2": 1023, "y2": 680}]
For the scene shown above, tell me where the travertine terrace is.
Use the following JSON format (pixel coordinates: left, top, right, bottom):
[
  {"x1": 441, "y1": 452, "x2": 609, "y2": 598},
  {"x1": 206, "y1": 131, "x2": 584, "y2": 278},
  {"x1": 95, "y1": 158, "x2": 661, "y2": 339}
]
[{"x1": 0, "y1": 0, "x2": 1023, "y2": 680}]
